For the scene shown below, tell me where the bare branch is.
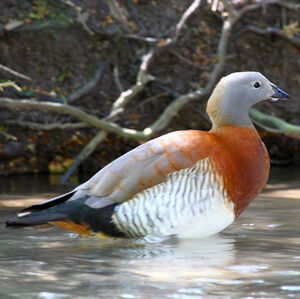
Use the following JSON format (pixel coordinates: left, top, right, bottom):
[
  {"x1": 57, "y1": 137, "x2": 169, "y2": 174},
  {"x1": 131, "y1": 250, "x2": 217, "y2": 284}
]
[
  {"x1": 250, "y1": 108, "x2": 300, "y2": 140},
  {"x1": 0, "y1": 131, "x2": 17, "y2": 141},
  {"x1": 0, "y1": 81, "x2": 22, "y2": 92},
  {"x1": 59, "y1": 0, "x2": 94, "y2": 35},
  {"x1": 167, "y1": 49, "x2": 204, "y2": 69},
  {"x1": 61, "y1": 131, "x2": 107, "y2": 183},
  {"x1": 143, "y1": 0, "x2": 240, "y2": 134},
  {"x1": 109, "y1": 51, "x2": 156, "y2": 117},
  {"x1": 130, "y1": 92, "x2": 169, "y2": 114},
  {"x1": 113, "y1": 64, "x2": 124, "y2": 93},
  {"x1": 61, "y1": 52, "x2": 157, "y2": 180},
  {"x1": 62, "y1": 50, "x2": 157, "y2": 180},
  {"x1": 67, "y1": 65, "x2": 105, "y2": 103},
  {"x1": 0, "y1": 21, "x2": 70, "y2": 32},
  {"x1": 227, "y1": 0, "x2": 300, "y2": 17},
  {"x1": 246, "y1": 25, "x2": 300, "y2": 48},
  {"x1": 3, "y1": 120, "x2": 89, "y2": 130},
  {"x1": 0, "y1": 97, "x2": 147, "y2": 140},
  {"x1": 249, "y1": 0, "x2": 300, "y2": 11},
  {"x1": 104, "y1": 0, "x2": 131, "y2": 32},
  {"x1": 0, "y1": 64, "x2": 32, "y2": 82},
  {"x1": 124, "y1": 34, "x2": 160, "y2": 43},
  {"x1": 205, "y1": 19, "x2": 232, "y2": 92},
  {"x1": 146, "y1": 90, "x2": 205, "y2": 135},
  {"x1": 174, "y1": 0, "x2": 202, "y2": 41},
  {"x1": 220, "y1": 0, "x2": 239, "y2": 19},
  {"x1": 108, "y1": 0, "x2": 206, "y2": 120}
]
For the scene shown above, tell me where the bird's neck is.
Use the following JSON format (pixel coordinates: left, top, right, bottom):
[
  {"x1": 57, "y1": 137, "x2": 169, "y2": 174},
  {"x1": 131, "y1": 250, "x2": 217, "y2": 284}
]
[
  {"x1": 210, "y1": 113, "x2": 254, "y2": 130},
  {"x1": 207, "y1": 88, "x2": 254, "y2": 129},
  {"x1": 209, "y1": 126, "x2": 270, "y2": 217}
]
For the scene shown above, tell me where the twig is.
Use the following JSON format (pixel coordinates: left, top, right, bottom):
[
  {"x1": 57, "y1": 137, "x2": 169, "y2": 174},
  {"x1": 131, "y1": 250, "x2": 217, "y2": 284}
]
[
  {"x1": 146, "y1": 0, "x2": 237, "y2": 135},
  {"x1": 174, "y1": 0, "x2": 202, "y2": 42},
  {"x1": 204, "y1": 18, "x2": 233, "y2": 92},
  {"x1": 113, "y1": 64, "x2": 124, "y2": 93},
  {"x1": 167, "y1": 49, "x2": 203, "y2": 69},
  {"x1": 109, "y1": 0, "x2": 204, "y2": 119},
  {"x1": 3, "y1": 0, "x2": 298, "y2": 181},
  {"x1": 220, "y1": 0, "x2": 238, "y2": 19},
  {"x1": 62, "y1": 49, "x2": 157, "y2": 180},
  {"x1": 250, "y1": 108, "x2": 300, "y2": 140},
  {"x1": 109, "y1": 51, "x2": 156, "y2": 117},
  {"x1": 105, "y1": 0, "x2": 131, "y2": 32},
  {"x1": 252, "y1": 0, "x2": 300, "y2": 11},
  {"x1": 246, "y1": 25, "x2": 300, "y2": 48},
  {"x1": 60, "y1": 131, "x2": 107, "y2": 183},
  {"x1": 0, "y1": 97, "x2": 147, "y2": 140},
  {"x1": 3, "y1": 120, "x2": 89, "y2": 130},
  {"x1": 0, "y1": 131, "x2": 17, "y2": 141},
  {"x1": 0, "y1": 81, "x2": 21, "y2": 92},
  {"x1": 0, "y1": 64, "x2": 32, "y2": 82},
  {"x1": 0, "y1": 21, "x2": 70, "y2": 32},
  {"x1": 146, "y1": 90, "x2": 205, "y2": 135},
  {"x1": 124, "y1": 34, "x2": 160, "y2": 43},
  {"x1": 134, "y1": 92, "x2": 169, "y2": 113},
  {"x1": 59, "y1": 0, "x2": 94, "y2": 35},
  {"x1": 67, "y1": 65, "x2": 105, "y2": 103}
]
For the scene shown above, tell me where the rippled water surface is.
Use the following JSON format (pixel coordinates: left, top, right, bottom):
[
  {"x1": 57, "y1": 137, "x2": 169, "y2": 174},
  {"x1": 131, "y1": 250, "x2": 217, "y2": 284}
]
[{"x1": 0, "y1": 168, "x2": 300, "y2": 299}]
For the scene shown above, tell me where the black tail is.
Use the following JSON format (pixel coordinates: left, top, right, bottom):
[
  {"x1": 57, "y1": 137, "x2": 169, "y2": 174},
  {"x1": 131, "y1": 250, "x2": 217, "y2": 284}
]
[
  {"x1": 6, "y1": 193, "x2": 125, "y2": 237},
  {"x1": 6, "y1": 191, "x2": 75, "y2": 228},
  {"x1": 5, "y1": 213, "x2": 67, "y2": 228},
  {"x1": 19, "y1": 190, "x2": 76, "y2": 215}
]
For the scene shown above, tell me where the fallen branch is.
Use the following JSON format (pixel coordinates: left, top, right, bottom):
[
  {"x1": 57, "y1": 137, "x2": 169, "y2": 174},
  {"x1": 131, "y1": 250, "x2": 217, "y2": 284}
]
[
  {"x1": 3, "y1": 120, "x2": 89, "y2": 130},
  {"x1": 250, "y1": 108, "x2": 300, "y2": 140},
  {"x1": 0, "y1": 97, "x2": 147, "y2": 140}
]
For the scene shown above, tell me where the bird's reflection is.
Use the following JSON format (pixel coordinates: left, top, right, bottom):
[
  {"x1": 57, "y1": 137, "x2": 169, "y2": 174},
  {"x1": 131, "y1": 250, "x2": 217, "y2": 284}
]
[
  {"x1": 113, "y1": 235, "x2": 236, "y2": 281},
  {"x1": 52, "y1": 233, "x2": 236, "y2": 282}
]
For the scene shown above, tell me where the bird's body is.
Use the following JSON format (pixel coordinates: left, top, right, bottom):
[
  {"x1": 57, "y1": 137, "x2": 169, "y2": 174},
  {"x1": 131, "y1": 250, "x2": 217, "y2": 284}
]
[{"x1": 6, "y1": 72, "x2": 289, "y2": 240}]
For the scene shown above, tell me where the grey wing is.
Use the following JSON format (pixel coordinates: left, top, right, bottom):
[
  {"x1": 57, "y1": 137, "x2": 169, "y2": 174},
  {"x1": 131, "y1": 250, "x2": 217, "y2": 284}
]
[{"x1": 74, "y1": 131, "x2": 194, "y2": 203}]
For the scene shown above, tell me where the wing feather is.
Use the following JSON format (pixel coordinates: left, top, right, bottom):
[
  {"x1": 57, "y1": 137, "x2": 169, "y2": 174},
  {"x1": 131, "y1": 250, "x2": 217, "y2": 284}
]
[{"x1": 75, "y1": 130, "x2": 211, "y2": 203}]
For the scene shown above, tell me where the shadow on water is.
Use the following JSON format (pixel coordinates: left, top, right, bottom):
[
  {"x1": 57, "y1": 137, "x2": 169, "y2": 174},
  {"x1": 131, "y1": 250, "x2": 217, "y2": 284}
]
[{"x1": 0, "y1": 168, "x2": 299, "y2": 298}]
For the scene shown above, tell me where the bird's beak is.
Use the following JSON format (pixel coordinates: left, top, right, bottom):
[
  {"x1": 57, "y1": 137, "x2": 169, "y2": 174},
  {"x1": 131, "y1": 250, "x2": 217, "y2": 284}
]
[{"x1": 270, "y1": 83, "x2": 289, "y2": 102}]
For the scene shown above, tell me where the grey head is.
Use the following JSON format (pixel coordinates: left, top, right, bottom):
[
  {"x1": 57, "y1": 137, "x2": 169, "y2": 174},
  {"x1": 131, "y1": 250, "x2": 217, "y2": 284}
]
[{"x1": 206, "y1": 71, "x2": 289, "y2": 129}]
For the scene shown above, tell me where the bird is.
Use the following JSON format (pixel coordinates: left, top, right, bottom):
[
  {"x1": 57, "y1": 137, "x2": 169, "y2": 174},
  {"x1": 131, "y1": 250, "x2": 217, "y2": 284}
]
[{"x1": 6, "y1": 72, "x2": 289, "y2": 240}]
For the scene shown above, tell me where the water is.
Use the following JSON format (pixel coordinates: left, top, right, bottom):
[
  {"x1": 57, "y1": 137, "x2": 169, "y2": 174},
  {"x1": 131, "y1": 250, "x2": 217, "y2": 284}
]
[{"x1": 0, "y1": 168, "x2": 299, "y2": 299}]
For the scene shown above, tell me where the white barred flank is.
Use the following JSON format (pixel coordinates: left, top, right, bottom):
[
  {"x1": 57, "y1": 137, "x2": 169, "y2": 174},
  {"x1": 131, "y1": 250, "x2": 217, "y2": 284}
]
[{"x1": 111, "y1": 158, "x2": 235, "y2": 238}]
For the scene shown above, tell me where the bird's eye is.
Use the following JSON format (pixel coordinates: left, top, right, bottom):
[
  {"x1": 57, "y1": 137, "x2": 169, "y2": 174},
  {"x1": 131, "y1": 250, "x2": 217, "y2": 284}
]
[{"x1": 253, "y1": 81, "x2": 261, "y2": 88}]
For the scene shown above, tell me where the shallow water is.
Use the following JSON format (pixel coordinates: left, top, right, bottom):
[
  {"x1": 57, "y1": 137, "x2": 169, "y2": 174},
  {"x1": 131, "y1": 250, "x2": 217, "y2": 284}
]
[{"x1": 0, "y1": 168, "x2": 300, "y2": 299}]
